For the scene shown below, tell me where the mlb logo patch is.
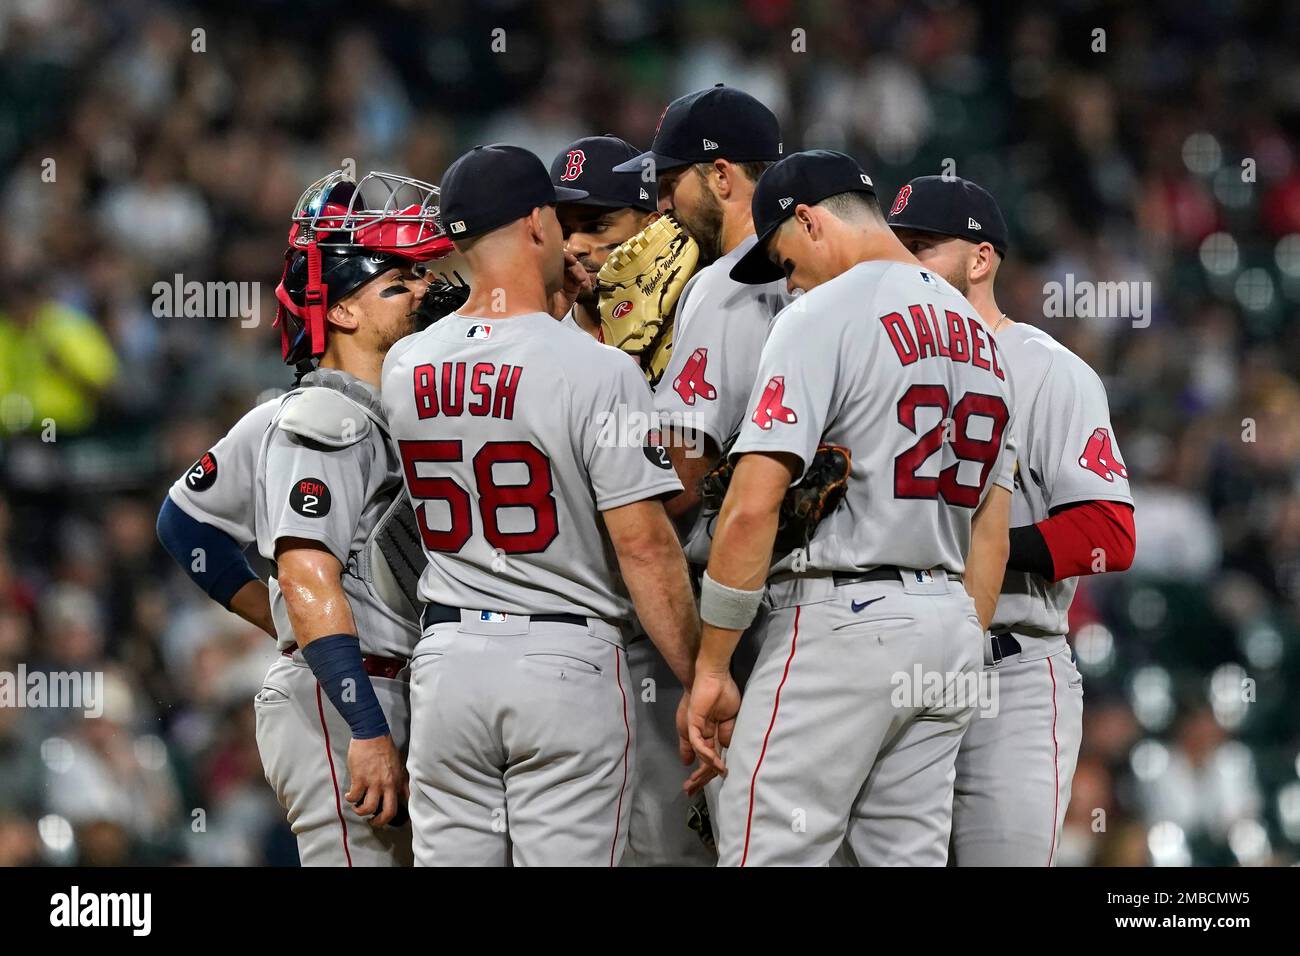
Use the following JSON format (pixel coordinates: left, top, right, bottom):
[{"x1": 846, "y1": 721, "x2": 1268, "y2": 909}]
[
  {"x1": 920, "y1": 271, "x2": 934, "y2": 284},
  {"x1": 466, "y1": 324, "x2": 492, "y2": 339},
  {"x1": 914, "y1": 569, "x2": 935, "y2": 585},
  {"x1": 450, "y1": 220, "x2": 467, "y2": 234},
  {"x1": 480, "y1": 611, "x2": 509, "y2": 623}
]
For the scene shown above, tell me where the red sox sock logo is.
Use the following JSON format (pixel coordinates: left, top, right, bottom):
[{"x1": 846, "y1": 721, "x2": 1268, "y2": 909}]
[
  {"x1": 751, "y1": 375, "x2": 797, "y2": 430},
  {"x1": 1078, "y1": 427, "x2": 1127, "y2": 481},
  {"x1": 673, "y1": 347, "x2": 717, "y2": 405},
  {"x1": 560, "y1": 149, "x2": 586, "y2": 182}
]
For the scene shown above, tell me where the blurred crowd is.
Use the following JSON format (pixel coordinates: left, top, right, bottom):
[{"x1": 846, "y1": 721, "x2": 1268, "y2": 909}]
[{"x1": 2, "y1": 0, "x2": 1300, "y2": 865}]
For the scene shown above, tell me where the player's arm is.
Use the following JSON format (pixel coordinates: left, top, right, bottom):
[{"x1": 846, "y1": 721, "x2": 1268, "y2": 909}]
[
  {"x1": 662, "y1": 433, "x2": 719, "y2": 523},
  {"x1": 1008, "y1": 500, "x2": 1135, "y2": 582},
  {"x1": 698, "y1": 452, "x2": 797, "y2": 666},
  {"x1": 275, "y1": 534, "x2": 404, "y2": 826},
  {"x1": 602, "y1": 499, "x2": 698, "y2": 686},
  {"x1": 156, "y1": 496, "x2": 274, "y2": 637},
  {"x1": 965, "y1": 485, "x2": 1012, "y2": 632},
  {"x1": 691, "y1": 451, "x2": 800, "y2": 776},
  {"x1": 1010, "y1": 352, "x2": 1136, "y2": 582}
]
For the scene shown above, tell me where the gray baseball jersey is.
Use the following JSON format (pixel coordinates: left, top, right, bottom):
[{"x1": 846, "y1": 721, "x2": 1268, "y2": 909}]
[
  {"x1": 990, "y1": 322, "x2": 1132, "y2": 643},
  {"x1": 168, "y1": 398, "x2": 279, "y2": 542},
  {"x1": 254, "y1": 369, "x2": 423, "y2": 660},
  {"x1": 380, "y1": 312, "x2": 682, "y2": 620},
  {"x1": 732, "y1": 261, "x2": 1016, "y2": 577},
  {"x1": 653, "y1": 235, "x2": 794, "y2": 564}
]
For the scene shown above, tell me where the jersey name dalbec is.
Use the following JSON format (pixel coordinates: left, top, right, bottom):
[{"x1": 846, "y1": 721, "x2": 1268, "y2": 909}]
[{"x1": 879, "y1": 302, "x2": 1007, "y2": 378}]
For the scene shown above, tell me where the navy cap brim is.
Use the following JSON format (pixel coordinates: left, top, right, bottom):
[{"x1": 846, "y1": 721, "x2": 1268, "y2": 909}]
[
  {"x1": 887, "y1": 219, "x2": 1006, "y2": 254},
  {"x1": 612, "y1": 149, "x2": 693, "y2": 175},
  {"x1": 729, "y1": 222, "x2": 786, "y2": 285},
  {"x1": 560, "y1": 195, "x2": 643, "y2": 209},
  {"x1": 553, "y1": 185, "x2": 589, "y2": 202}
]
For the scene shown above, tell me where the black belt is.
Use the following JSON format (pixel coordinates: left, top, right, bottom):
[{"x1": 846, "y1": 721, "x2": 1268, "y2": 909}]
[
  {"x1": 421, "y1": 602, "x2": 587, "y2": 630},
  {"x1": 988, "y1": 631, "x2": 1022, "y2": 664},
  {"x1": 832, "y1": 566, "x2": 906, "y2": 586},
  {"x1": 832, "y1": 566, "x2": 962, "y2": 586}
]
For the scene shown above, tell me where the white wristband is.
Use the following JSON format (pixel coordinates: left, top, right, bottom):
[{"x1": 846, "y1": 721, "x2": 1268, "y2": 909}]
[{"x1": 699, "y1": 570, "x2": 764, "y2": 631}]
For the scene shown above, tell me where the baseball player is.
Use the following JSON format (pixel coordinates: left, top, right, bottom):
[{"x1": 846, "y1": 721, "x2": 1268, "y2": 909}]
[
  {"x1": 381, "y1": 144, "x2": 700, "y2": 867},
  {"x1": 163, "y1": 169, "x2": 460, "y2": 866},
  {"x1": 688, "y1": 150, "x2": 1017, "y2": 866},
  {"x1": 548, "y1": 135, "x2": 659, "y2": 343},
  {"x1": 604, "y1": 84, "x2": 794, "y2": 865},
  {"x1": 887, "y1": 176, "x2": 1135, "y2": 866}
]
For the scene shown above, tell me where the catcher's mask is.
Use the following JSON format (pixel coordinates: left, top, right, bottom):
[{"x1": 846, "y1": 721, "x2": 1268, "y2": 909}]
[{"x1": 274, "y1": 169, "x2": 453, "y2": 365}]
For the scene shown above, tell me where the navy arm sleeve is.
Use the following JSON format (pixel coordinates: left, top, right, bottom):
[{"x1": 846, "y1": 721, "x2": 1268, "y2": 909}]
[{"x1": 157, "y1": 497, "x2": 259, "y2": 608}]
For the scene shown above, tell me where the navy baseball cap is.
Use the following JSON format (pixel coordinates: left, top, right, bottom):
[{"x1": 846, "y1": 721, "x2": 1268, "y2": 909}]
[
  {"x1": 886, "y1": 176, "x2": 1008, "y2": 255},
  {"x1": 439, "y1": 144, "x2": 588, "y2": 241},
  {"x1": 730, "y1": 149, "x2": 877, "y2": 285},
  {"x1": 551, "y1": 136, "x2": 656, "y2": 211},
  {"x1": 612, "y1": 84, "x2": 782, "y2": 176}
]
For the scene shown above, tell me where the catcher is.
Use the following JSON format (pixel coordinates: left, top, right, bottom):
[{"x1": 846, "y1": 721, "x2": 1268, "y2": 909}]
[{"x1": 158, "y1": 169, "x2": 468, "y2": 865}]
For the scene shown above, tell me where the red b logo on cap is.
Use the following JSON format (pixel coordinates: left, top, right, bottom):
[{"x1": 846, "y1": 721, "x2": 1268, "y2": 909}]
[
  {"x1": 560, "y1": 150, "x2": 586, "y2": 182},
  {"x1": 890, "y1": 184, "x2": 912, "y2": 217}
]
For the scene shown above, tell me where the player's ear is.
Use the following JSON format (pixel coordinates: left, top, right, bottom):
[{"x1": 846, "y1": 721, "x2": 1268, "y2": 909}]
[
  {"x1": 970, "y1": 241, "x2": 996, "y2": 283},
  {"x1": 327, "y1": 296, "x2": 359, "y2": 331},
  {"x1": 642, "y1": 210, "x2": 662, "y2": 228},
  {"x1": 795, "y1": 204, "x2": 818, "y2": 240},
  {"x1": 712, "y1": 159, "x2": 732, "y2": 200},
  {"x1": 525, "y1": 207, "x2": 546, "y2": 246}
]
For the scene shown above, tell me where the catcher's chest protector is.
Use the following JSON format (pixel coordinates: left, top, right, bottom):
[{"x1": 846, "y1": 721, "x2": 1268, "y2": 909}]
[{"x1": 290, "y1": 368, "x2": 426, "y2": 621}]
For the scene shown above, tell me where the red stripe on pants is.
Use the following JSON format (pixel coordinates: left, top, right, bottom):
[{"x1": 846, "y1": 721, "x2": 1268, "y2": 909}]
[
  {"x1": 316, "y1": 683, "x2": 353, "y2": 867},
  {"x1": 741, "y1": 605, "x2": 801, "y2": 867}
]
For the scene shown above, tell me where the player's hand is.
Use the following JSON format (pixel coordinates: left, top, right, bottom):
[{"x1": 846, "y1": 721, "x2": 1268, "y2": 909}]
[
  {"x1": 676, "y1": 689, "x2": 717, "y2": 797},
  {"x1": 344, "y1": 734, "x2": 407, "y2": 827},
  {"x1": 561, "y1": 250, "x2": 592, "y2": 304},
  {"x1": 687, "y1": 669, "x2": 740, "y2": 781}
]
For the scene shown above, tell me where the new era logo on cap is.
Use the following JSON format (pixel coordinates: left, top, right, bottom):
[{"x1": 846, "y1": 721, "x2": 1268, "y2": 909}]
[
  {"x1": 861, "y1": 174, "x2": 873, "y2": 186},
  {"x1": 968, "y1": 217, "x2": 982, "y2": 230},
  {"x1": 639, "y1": 187, "x2": 649, "y2": 201},
  {"x1": 703, "y1": 138, "x2": 718, "y2": 150},
  {"x1": 450, "y1": 220, "x2": 467, "y2": 234},
  {"x1": 778, "y1": 196, "x2": 794, "y2": 209}
]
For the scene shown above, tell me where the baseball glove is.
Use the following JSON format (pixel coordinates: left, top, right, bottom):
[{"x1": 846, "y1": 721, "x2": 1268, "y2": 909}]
[
  {"x1": 595, "y1": 214, "x2": 699, "y2": 386},
  {"x1": 413, "y1": 268, "x2": 470, "y2": 330},
  {"x1": 701, "y1": 444, "x2": 853, "y2": 555}
]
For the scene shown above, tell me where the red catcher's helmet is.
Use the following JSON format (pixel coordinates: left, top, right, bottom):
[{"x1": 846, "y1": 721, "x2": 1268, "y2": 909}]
[{"x1": 274, "y1": 170, "x2": 454, "y2": 365}]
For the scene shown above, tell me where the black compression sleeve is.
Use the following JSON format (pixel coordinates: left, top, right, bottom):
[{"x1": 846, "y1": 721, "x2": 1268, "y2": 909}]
[{"x1": 1007, "y1": 523, "x2": 1055, "y2": 579}]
